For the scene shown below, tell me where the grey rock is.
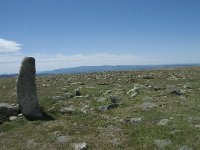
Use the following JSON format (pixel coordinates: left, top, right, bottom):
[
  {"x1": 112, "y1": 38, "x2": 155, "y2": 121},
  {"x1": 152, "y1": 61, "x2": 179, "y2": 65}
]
[
  {"x1": 64, "y1": 92, "x2": 73, "y2": 98},
  {"x1": 73, "y1": 142, "x2": 88, "y2": 150},
  {"x1": 170, "y1": 130, "x2": 183, "y2": 135},
  {"x1": 109, "y1": 95, "x2": 119, "y2": 103},
  {"x1": 80, "y1": 105, "x2": 90, "y2": 113},
  {"x1": 52, "y1": 96, "x2": 64, "y2": 100},
  {"x1": 25, "y1": 139, "x2": 37, "y2": 149},
  {"x1": 111, "y1": 138, "x2": 121, "y2": 146},
  {"x1": 57, "y1": 135, "x2": 70, "y2": 143},
  {"x1": 154, "y1": 139, "x2": 171, "y2": 149},
  {"x1": 178, "y1": 145, "x2": 193, "y2": 150},
  {"x1": 130, "y1": 92, "x2": 138, "y2": 98},
  {"x1": 60, "y1": 106, "x2": 76, "y2": 114},
  {"x1": 84, "y1": 94, "x2": 90, "y2": 98},
  {"x1": 104, "y1": 90, "x2": 112, "y2": 94},
  {"x1": 98, "y1": 106, "x2": 108, "y2": 111},
  {"x1": 157, "y1": 119, "x2": 170, "y2": 126},
  {"x1": 130, "y1": 117, "x2": 142, "y2": 125},
  {"x1": 97, "y1": 98, "x2": 106, "y2": 103},
  {"x1": 0, "y1": 103, "x2": 19, "y2": 118},
  {"x1": 183, "y1": 83, "x2": 192, "y2": 89},
  {"x1": 107, "y1": 103, "x2": 119, "y2": 110},
  {"x1": 194, "y1": 124, "x2": 200, "y2": 128},
  {"x1": 9, "y1": 116, "x2": 17, "y2": 121},
  {"x1": 98, "y1": 103, "x2": 119, "y2": 111},
  {"x1": 169, "y1": 89, "x2": 184, "y2": 95},
  {"x1": 141, "y1": 102, "x2": 156, "y2": 110},
  {"x1": 74, "y1": 89, "x2": 81, "y2": 96},
  {"x1": 0, "y1": 103, "x2": 12, "y2": 117},
  {"x1": 17, "y1": 57, "x2": 42, "y2": 118}
]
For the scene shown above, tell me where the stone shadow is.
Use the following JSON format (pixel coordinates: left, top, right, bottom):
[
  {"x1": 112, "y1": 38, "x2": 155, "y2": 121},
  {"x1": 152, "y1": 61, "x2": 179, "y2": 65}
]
[{"x1": 24, "y1": 110, "x2": 55, "y2": 121}]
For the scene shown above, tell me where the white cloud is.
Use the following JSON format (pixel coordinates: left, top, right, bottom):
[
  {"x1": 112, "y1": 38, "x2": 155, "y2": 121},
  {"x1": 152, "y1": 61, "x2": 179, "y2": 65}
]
[
  {"x1": 0, "y1": 38, "x2": 22, "y2": 52},
  {"x1": 1, "y1": 52, "x2": 199, "y2": 74},
  {"x1": 0, "y1": 53, "x2": 160, "y2": 74}
]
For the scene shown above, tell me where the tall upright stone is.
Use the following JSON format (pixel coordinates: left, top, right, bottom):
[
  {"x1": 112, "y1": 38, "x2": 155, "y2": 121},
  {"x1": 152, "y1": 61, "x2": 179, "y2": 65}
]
[{"x1": 17, "y1": 57, "x2": 42, "y2": 118}]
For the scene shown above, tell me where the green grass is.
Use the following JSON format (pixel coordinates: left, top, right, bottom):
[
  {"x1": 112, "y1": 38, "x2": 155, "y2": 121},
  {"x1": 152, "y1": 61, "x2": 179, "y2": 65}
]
[{"x1": 0, "y1": 67, "x2": 200, "y2": 149}]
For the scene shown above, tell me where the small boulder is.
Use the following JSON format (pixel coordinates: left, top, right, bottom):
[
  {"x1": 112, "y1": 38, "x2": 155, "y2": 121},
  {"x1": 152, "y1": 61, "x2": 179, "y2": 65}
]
[
  {"x1": 97, "y1": 98, "x2": 106, "y2": 103},
  {"x1": 154, "y1": 139, "x2": 171, "y2": 149},
  {"x1": 107, "y1": 103, "x2": 119, "y2": 110},
  {"x1": 73, "y1": 142, "x2": 88, "y2": 150},
  {"x1": 60, "y1": 106, "x2": 76, "y2": 114},
  {"x1": 74, "y1": 89, "x2": 81, "y2": 96},
  {"x1": 178, "y1": 145, "x2": 193, "y2": 150},
  {"x1": 57, "y1": 135, "x2": 70, "y2": 143},
  {"x1": 130, "y1": 117, "x2": 142, "y2": 125},
  {"x1": 0, "y1": 103, "x2": 12, "y2": 117},
  {"x1": 9, "y1": 116, "x2": 17, "y2": 121},
  {"x1": 141, "y1": 102, "x2": 156, "y2": 110},
  {"x1": 64, "y1": 92, "x2": 73, "y2": 98},
  {"x1": 157, "y1": 119, "x2": 170, "y2": 126},
  {"x1": 109, "y1": 95, "x2": 119, "y2": 103},
  {"x1": 52, "y1": 96, "x2": 64, "y2": 100}
]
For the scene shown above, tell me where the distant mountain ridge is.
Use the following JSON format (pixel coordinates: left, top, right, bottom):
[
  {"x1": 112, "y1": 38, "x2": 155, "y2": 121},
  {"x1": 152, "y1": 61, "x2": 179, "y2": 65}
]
[
  {"x1": 1, "y1": 64, "x2": 200, "y2": 77},
  {"x1": 40, "y1": 64, "x2": 200, "y2": 75}
]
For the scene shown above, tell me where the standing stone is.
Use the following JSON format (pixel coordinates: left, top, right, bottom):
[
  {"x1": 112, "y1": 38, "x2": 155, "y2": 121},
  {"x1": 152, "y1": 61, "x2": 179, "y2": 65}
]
[{"x1": 17, "y1": 57, "x2": 42, "y2": 118}]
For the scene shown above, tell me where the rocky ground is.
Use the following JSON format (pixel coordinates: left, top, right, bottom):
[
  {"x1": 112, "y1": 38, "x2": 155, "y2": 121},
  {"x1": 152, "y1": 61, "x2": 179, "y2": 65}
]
[{"x1": 0, "y1": 67, "x2": 200, "y2": 150}]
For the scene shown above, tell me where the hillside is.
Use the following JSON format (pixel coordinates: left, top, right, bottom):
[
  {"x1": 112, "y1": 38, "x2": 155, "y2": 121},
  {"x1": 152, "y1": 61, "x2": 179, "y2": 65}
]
[{"x1": 0, "y1": 67, "x2": 200, "y2": 149}]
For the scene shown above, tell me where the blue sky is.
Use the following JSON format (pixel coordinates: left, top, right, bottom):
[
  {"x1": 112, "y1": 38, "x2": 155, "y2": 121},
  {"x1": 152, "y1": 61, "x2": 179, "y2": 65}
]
[{"x1": 0, "y1": 0, "x2": 200, "y2": 73}]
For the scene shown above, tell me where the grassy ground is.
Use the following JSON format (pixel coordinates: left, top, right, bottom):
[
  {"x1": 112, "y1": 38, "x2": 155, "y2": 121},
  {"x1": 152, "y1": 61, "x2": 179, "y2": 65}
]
[{"x1": 0, "y1": 67, "x2": 200, "y2": 150}]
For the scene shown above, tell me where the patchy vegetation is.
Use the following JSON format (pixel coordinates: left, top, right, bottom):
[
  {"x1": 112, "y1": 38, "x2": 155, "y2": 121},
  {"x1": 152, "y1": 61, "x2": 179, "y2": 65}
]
[{"x1": 0, "y1": 67, "x2": 200, "y2": 150}]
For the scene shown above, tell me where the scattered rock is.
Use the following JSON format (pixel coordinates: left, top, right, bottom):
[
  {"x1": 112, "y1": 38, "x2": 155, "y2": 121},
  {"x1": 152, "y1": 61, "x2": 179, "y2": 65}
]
[
  {"x1": 0, "y1": 103, "x2": 19, "y2": 118},
  {"x1": 130, "y1": 117, "x2": 142, "y2": 125},
  {"x1": 154, "y1": 139, "x2": 171, "y2": 149},
  {"x1": 64, "y1": 92, "x2": 73, "y2": 98},
  {"x1": 9, "y1": 116, "x2": 17, "y2": 121},
  {"x1": 141, "y1": 102, "x2": 156, "y2": 110},
  {"x1": 194, "y1": 124, "x2": 200, "y2": 128},
  {"x1": 104, "y1": 90, "x2": 112, "y2": 94},
  {"x1": 25, "y1": 139, "x2": 37, "y2": 149},
  {"x1": 141, "y1": 75, "x2": 154, "y2": 79},
  {"x1": 80, "y1": 105, "x2": 90, "y2": 113},
  {"x1": 98, "y1": 103, "x2": 119, "y2": 111},
  {"x1": 169, "y1": 89, "x2": 184, "y2": 95},
  {"x1": 170, "y1": 130, "x2": 183, "y2": 135},
  {"x1": 183, "y1": 83, "x2": 192, "y2": 89},
  {"x1": 166, "y1": 85, "x2": 183, "y2": 95},
  {"x1": 98, "y1": 106, "x2": 108, "y2": 111},
  {"x1": 127, "y1": 84, "x2": 142, "y2": 98},
  {"x1": 73, "y1": 142, "x2": 88, "y2": 150},
  {"x1": 97, "y1": 98, "x2": 106, "y2": 103},
  {"x1": 0, "y1": 103, "x2": 13, "y2": 117},
  {"x1": 98, "y1": 82, "x2": 109, "y2": 85},
  {"x1": 74, "y1": 89, "x2": 81, "y2": 96},
  {"x1": 57, "y1": 135, "x2": 70, "y2": 143},
  {"x1": 52, "y1": 96, "x2": 64, "y2": 100},
  {"x1": 60, "y1": 106, "x2": 76, "y2": 114},
  {"x1": 111, "y1": 138, "x2": 121, "y2": 146},
  {"x1": 178, "y1": 145, "x2": 193, "y2": 150},
  {"x1": 157, "y1": 119, "x2": 170, "y2": 126},
  {"x1": 130, "y1": 92, "x2": 138, "y2": 98},
  {"x1": 84, "y1": 94, "x2": 90, "y2": 98},
  {"x1": 109, "y1": 95, "x2": 119, "y2": 103},
  {"x1": 107, "y1": 103, "x2": 119, "y2": 110},
  {"x1": 153, "y1": 86, "x2": 161, "y2": 91}
]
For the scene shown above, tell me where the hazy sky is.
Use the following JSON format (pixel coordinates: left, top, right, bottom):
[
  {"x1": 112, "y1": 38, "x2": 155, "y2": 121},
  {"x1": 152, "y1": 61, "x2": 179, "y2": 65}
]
[{"x1": 0, "y1": 0, "x2": 200, "y2": 73}]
